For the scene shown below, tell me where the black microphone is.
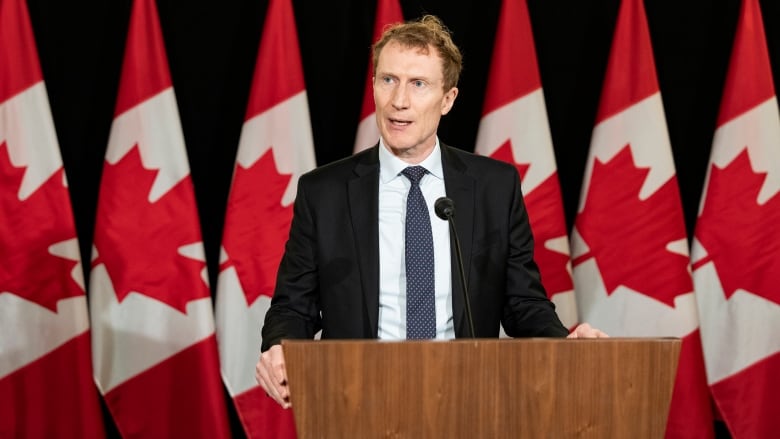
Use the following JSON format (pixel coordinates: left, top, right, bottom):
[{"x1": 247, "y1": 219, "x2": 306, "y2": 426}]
[{"x1": 434, "y1": 197, "x2": 476, "y2": 338}]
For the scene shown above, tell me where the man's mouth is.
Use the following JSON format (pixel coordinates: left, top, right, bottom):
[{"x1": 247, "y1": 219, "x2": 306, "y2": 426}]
[{"x1": 389, "y1": 118, "x2": 411, "y2": 127}]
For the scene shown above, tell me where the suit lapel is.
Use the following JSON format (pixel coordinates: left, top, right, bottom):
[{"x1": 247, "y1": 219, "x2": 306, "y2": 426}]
[
  {"x1": 348, "y1": 146, "x2": 381, "y2": 337},
  {"x1": 440, "y1": 144, "x2": 475, "y2": 337}
]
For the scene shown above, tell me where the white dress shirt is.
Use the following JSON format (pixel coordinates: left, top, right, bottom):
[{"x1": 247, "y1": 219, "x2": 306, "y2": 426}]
[{"x1": 377, "y1": 138, "x2": 455, "y2": 339}]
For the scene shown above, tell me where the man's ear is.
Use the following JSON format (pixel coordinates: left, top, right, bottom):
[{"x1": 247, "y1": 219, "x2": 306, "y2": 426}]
[{"x1": 441, "y1": 87, "x2": 459, "y2": 115}]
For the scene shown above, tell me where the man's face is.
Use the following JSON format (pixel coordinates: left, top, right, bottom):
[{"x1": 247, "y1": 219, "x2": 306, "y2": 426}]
[{"x1": 373, "y1": 41, "x2": 458, "y2": 163}]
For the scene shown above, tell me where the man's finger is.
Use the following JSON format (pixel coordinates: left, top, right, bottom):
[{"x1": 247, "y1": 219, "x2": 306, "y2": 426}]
[{"x1": 257, "y1": 347, "x2": 292, "y2": 408}]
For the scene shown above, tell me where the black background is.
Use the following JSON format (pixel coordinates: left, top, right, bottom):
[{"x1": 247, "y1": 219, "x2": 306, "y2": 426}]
[{"x1": 25, "y1": 1, "x2": 779, "y2": 436}]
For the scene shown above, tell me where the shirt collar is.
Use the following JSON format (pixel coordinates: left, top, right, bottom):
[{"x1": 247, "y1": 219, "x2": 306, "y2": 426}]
[{"x1": 378, "y1": 137, "x2": 444, "y2": 184}]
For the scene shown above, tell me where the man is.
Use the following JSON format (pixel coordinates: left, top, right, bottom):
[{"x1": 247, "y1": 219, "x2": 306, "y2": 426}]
[{"x1": 256, "y1": 15, "x2": 605, "y2": 409}]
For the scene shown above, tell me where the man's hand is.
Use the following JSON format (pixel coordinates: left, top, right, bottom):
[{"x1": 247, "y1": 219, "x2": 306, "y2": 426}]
[
  {"x1": 255, "y1": 344, "x2": 291, "y2": 409},
  {"x1": 567, "y1": 322, "x2": 609, "y2": 338}
]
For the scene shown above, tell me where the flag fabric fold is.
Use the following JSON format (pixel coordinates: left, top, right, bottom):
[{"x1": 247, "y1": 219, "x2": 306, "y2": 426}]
[
  {"x1": 692, "y1": 0, "x2": 780, "y2": 437},
  {"x1": 215, "y1": 0, "x2": 316, "y2": 437},
  {"x1": 570, "y1": 0, "x2": 713, "y2": 437},
  {"x1": 88, "y1": 0, "x2": 230, "y2": 436},
  {"x1": 353, "y1": 0, "x2": 404, "y2": 153},
  {"x1": 0, "y1": 0, "x2": 105, "y2": 436},
  {"x1": 475, "y1": 0, "x2": 577, "y2": 329}
]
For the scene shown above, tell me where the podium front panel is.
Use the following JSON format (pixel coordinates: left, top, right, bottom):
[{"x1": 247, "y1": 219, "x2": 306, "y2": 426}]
[{"x1": 283, "y1": 338, "x2": 680, "y2": 438}]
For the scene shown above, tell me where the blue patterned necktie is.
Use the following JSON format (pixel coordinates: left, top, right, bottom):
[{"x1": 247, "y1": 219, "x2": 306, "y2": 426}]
[{"x1": 401, "y1": 166, "x2": 436, "y2": 339}]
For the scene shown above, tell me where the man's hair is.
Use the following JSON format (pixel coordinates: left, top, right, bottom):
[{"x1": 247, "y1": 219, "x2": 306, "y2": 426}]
[{"x1": 372, "y1": 15, "x2": 463, "y2": 91}]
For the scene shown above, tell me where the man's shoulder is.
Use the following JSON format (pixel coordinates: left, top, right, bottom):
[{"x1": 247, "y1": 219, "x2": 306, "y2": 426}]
[
  {"x1": 442, "y1": 144, "x2": 518, "y2": 177},
  {"x1": 301, "y1": 147, "x2": 376, "y2": 183}
]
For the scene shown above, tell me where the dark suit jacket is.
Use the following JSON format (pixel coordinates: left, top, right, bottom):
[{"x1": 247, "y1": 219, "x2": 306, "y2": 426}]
[{"x1": 261, "y1": 143, "x2": 567, "y2": 351}]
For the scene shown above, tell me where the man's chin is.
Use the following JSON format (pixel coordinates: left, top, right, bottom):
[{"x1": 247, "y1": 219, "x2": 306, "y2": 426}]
[{"x1": 383, "y1": 140, "x2": 413, "y2": 154}]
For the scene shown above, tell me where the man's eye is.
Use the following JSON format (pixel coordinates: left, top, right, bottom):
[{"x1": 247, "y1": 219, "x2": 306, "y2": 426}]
[
  {"x1": 412, "y1": 80, "x2": 425, "y2": 88},
  {"x1": 382, "y1": 76, "x2": 394, "y2": 84}
]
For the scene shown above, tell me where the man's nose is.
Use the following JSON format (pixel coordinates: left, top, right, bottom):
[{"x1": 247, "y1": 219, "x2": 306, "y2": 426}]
[{"x1": 391, "y1": 84, "x2": 410, "y2": 109}]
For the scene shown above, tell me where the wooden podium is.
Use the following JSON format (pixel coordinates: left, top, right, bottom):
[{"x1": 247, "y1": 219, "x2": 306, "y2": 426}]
[{"x1": 283, "y1": 338, "x2": 680, "y2": 438}]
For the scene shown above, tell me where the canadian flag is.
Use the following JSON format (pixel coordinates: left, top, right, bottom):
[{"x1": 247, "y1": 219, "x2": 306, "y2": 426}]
[
  {"x1": 570, "y1": 0, "x2": 713, "y2": 437},
  {"x1": 691, "y1": 0, "x2": 780, "y2": 437},
  {"x1": 214, "y1": 0, "x2": 316, "y2": 437},
  {"x1": 353, "y1": 0, "x2": 404, "y2": 153},
  {"x1": 0, "y1": 0, "x2": 104, "y2": 436},
  {"x1": 89, "y1": 0, "x2": 230, "y2": 436},
  {"x1": 475, "y1": 0, "x2": 577, "y2": 329}
]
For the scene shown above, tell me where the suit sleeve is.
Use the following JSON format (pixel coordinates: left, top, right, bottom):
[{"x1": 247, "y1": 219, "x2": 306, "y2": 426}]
[
  {"x1": 261, "y1": 176, "x2": 322, "y2": 351},
  {"x1": 501, "y1": 171, "x2": 569, "y2": 338}
]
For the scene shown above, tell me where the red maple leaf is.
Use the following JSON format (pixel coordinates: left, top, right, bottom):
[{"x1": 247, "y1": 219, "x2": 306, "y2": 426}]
[
  {"x1": 491, "y1": 141, "x2": 573, "y2": 296},
  {"x1": 221, "y1": 149, "x2": 292, "y2": 306},
  {"x1": 93, "y1": 145, "x2": 209, "y2": 313},
  {"x1": 693, "y1": 149, "x2": 780, "y2": 305},
  {"x1": 0, "y1": 142, "x2": 81, "y2": 311},
  {"x1": 572, "y1": 145, "x2": 692, "y2": 306}
]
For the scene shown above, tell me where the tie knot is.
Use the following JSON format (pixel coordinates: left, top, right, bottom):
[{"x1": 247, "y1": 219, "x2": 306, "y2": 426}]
[{"x1": 402, "y1": 166, "x2": 428, "y2": 185}]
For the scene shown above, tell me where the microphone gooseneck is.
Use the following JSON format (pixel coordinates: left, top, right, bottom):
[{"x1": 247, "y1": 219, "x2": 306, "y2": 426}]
[{"x1": 434, "y1": 197, "x2": 476, "y2": 338}]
